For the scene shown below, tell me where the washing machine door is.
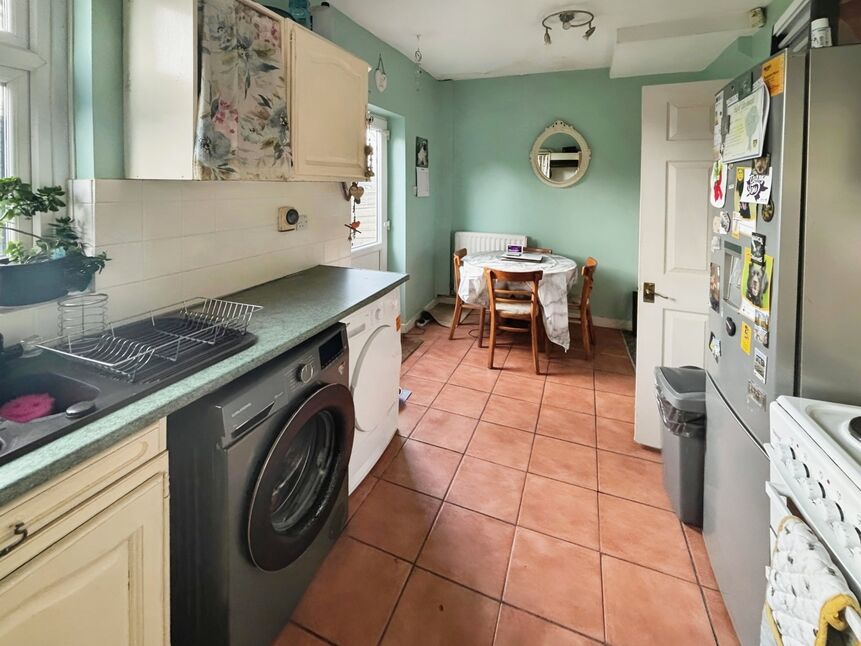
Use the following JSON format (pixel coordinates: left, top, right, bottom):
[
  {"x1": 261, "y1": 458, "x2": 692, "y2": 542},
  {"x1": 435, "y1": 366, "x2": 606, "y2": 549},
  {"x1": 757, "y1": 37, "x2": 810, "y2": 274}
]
[
  {"x1": 352, "y1": 323, "x2": 400, "y2": 433},
  {"x1": 247, "y1": 383, "x2": 354, "y2": 572}
]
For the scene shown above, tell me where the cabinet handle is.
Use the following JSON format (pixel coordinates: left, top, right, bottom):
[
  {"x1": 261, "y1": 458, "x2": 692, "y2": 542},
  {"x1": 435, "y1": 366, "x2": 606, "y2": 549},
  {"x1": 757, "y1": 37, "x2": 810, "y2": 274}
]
[{"x1": 0, "y1": 522, "x2": 28, "y2": 557}]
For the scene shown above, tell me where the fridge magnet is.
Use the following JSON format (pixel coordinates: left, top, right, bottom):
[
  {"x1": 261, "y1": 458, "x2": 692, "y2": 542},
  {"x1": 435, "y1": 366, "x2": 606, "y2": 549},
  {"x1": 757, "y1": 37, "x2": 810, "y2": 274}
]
[
  {"x1": 751, "y1": 233, "x2": 766, "y2": 264},
  {"x1": 747, "y1": 381, "x2": 767, "y2": 409},
  {"x1": 753, "y1": 153, "x2": 771, "y2": 175},
  {"x1": 711, "y1": 235, "x2": 721, "y2": 253},
  {"x1": 719, "y1": 211, "x2": 732, "y2": 234},
  {"x1": 723, "y1": 78, "x2": 769, "y2": 163},
  {"x1": 754, "y1": 348, "x2": 768, "y2": 383},
  {"x1": 754, "y1": 310, "x2": 770, "y2": 346},
  {"x1": 712, "y1": 215, "x2": 722, "y2": 234},
  {"x1": 740, "y1": 321, "x2": 753, "y2": 355},
  {"x1": 741, "y1": 248, "x2": 773, "y2": 312},
  {"x1": 760, "y1": 199, "x2": 775, "y2": 222},
  {"x1": 762, "y1": 53, "x2": 785, "y2": 96},
  {"x1": 731, "y1": 215, "x2": 741, "y2": 239},
  {"x1": 740, "y1": 167, "x2": 773, "y2": 204},
  {"x1": 709, "y1": 263, "x2": 721, "y2": 312},
  {"x1": 733, "y1": 166, "x2": 745, "y2": 213},
  {"x1": 709, "y1": 332, "x2": 722, "y2": 363},
  {"x1": 739, "y1": 198, "x2": 752, "y2": 219},
  {"x1": 710, "y1": 160, "x2": 727, "y2": 208}
]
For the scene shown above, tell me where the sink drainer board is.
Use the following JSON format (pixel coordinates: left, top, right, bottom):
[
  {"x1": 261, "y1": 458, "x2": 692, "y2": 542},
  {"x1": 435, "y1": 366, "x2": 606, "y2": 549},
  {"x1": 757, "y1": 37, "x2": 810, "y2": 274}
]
[{"x1": 37, "y1": 298, "x2": 262, "y2": 382}]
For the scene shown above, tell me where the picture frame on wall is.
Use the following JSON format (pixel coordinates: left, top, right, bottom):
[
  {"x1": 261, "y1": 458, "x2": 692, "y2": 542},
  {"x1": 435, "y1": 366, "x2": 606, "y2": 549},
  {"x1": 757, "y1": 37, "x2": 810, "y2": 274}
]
[{"x1": 416, "y1": 137, "x2": 429, "y2": 168}]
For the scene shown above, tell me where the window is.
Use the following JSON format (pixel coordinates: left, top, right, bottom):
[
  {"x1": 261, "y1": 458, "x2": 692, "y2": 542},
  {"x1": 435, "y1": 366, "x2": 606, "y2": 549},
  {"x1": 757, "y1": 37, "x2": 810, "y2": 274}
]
[
  {"x1": 351, "y1": 116, "x2": 388, "y2": 253},
  {"x1": 0, "y1": 0, "x2": 68, "y2": 251}
]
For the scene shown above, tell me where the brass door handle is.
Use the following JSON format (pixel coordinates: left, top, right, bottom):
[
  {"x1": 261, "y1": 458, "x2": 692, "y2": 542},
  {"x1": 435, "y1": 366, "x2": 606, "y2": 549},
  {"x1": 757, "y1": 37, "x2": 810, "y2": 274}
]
[{"x1": 643, "y1": 282, "x2": 669, "y2": 303}]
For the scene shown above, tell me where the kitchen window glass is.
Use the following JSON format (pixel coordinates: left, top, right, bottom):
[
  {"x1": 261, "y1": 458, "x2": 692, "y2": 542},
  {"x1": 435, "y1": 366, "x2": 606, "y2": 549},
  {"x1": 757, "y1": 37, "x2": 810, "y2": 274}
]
[{"x1": 351, "y1": 119, "x2": 387, "y2": 251}]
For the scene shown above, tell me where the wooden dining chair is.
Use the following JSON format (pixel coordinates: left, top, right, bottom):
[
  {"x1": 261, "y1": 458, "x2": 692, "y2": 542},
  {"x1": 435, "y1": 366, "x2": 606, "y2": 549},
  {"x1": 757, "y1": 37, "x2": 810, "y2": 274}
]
[
  {"x1": 449, "y1": 248, "x2": 486, "y2": 346},
  {"x1": 524, "y1": 246, "x2": 553, "y2": 254},
  {"x1": 485, "y1": 268, "x2": 544, "y2": 373},
  {"x1": 568, "y1": 257, "x2": 598, "y2": 359}
]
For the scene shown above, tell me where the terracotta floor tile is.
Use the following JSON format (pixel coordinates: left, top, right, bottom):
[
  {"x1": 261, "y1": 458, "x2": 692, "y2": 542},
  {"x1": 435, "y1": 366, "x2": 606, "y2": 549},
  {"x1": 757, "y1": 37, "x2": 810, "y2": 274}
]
[
  {"x1": 684, "y1": 525, "x2": 719, "y2": 589},
  {"x1": 494, "y1": 606, "x2": 601, "y2": 646},
  {"x1": 407, "y1": 354, "x2": 457, "y2": 383},
  {"x1": 411, "y1": 408, "x2": 478, "y2": 452},
  {"x1": 466, "y1": 420, "x2": 533, "y2": 470},
  {"x1": 536, "y1": 406, "x2": 596, "y2": 446},
  {"x1": 518, "y1": 474, "x2": 599, "y2": 550},
  {"x1": 397, "y1": 402, "x2": 427, "y2": 438},
  {"x1": 431, "y1": 383, "x2": 490, "y2": 419},
  {"x1": 593, "y1": 370, "x2": 635, "y2": 396},
  {"x1": 528, "y1": 435, "x2": 597, "y2": 490},
  {"x1": 542, "y1": 382, "x2": 595, "y2": 415},
  {"x1": 382, "y1": 569, "x2": 499, "y2": 646},
  {"x1": 382, "y1": 439, "x2": 462, "y2": 498},
  {"x1": 463, "y1": 343, "x2": 508, "y2": 369},
  {"x1": 348, "y1": 474, "x2": 378, "y2": 521},
  {"x1": 597, "y1": 449, "x2": 672, "y2": 510},
  {"x1": 400, "y1": 375, "x2": 445, "y2": 406},
  {"x1": 401, "y1": 353, "x2": 420, "y2": 375},
  {"x1": 293, "y1": 537, "x2": 410, "y2": 646},
  {"x1": 446, "y1": 456, "x2": 525, "y2": 523},
  {"x1": 370, "y1": 435, "x2": 406, "y2": 478},
  {"x1": 481, "y1": 394, "x2": 540, "y2": 432},
  {"x1": 703, "y1": 587, "x2": 741, "y2": 646},
  {"x1": 425, "y1": 337, "x2": 474, "y2": 362},
  {"x1": 449, "y1": 362, "x2": 500, "y2": 392},
  {"x1": 418, "y1": 503, "x2": 515, "y2": 598},
  {"x1": 598, "y1": 493, "x2": 695, "y2": 581},
  {"x1": 595, "y1": 391, "x2": 634, "y2": 422},
  {"x1": 504, "y1": 528, "x2": 604, "y2": 640},
  {"x1": 592, "y1": 353, "x2": 634, "y2": 375},
  {"x1": 502, "y1": 349, "x2": 549, "y2": 380},
  {"x1": 595, "y1": 417, "x2": 661, "y2": 463},
  {"x1": 273, "y1": 623, "x2": 328, "y2": 646},
  {"x1": 602, "y1": 556, "x2": 715, "y2": 646},
  {"x1": 546, "y1": 360, "x2": 594, "y2": 389},
  {"x1": 347, "y1": 480, "x2": 441, "y2": 561},
  {"x1": 492, "y1": 372, "x2": 546, "y2": 404}
]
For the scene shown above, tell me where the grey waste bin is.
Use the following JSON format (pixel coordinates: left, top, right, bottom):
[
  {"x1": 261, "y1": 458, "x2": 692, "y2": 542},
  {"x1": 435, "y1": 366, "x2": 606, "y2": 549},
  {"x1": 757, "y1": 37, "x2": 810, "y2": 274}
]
[{"x1": 654, "y1": 366, "x2": 706, "y2": 526}]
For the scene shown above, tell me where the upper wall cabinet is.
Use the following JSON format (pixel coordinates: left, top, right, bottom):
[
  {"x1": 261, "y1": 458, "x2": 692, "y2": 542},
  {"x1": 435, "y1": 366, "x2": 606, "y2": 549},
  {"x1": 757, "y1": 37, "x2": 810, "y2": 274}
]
[{"x1": 124, "y1": 0, "x2": 369, "y2": 182}]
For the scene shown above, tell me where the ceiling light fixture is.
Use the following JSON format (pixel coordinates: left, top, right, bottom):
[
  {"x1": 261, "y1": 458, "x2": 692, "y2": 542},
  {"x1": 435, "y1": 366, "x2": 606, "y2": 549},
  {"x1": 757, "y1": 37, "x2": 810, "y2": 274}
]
[
  {"x1": 541, "y1": 9, "x2": 596, "y2": 45},
  {"x1": 414, "y1": 34, "x2": 423, "y2": 92}
]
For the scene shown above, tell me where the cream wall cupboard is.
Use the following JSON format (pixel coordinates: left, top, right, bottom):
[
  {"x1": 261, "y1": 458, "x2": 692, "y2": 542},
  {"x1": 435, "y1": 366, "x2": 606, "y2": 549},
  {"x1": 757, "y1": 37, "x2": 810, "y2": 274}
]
[
  {"x1": 124, "y1": 0, "x2": 369, "y2": 182},
  {"x1": 0, "y1": 422, "x2": 169, "y2": 645}
]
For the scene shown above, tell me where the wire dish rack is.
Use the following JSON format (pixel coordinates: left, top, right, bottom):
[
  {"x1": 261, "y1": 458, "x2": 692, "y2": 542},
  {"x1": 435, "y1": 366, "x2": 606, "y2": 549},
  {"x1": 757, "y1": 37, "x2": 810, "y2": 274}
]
[{"x1": 37, "y1": 298, "x2": 262, "y2": 381}]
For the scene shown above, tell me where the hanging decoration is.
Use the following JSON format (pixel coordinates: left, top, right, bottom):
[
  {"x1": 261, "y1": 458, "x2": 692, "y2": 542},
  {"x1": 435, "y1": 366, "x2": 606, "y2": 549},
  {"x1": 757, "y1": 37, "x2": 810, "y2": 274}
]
[
  {"x1": 374, "y1": 54, "x2": 388, "y2": 93},
  {"x1": 364, "y1": 113, "x2": 375, "y2": 180},
  {"x1": 414, "y1": 34, "x2": 423, "y2": 92}
]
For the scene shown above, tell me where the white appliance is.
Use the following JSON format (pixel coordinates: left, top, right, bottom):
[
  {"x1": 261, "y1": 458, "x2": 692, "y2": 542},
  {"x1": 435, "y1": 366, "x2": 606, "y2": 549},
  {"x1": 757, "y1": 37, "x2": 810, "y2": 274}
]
[
  {"x1": 341, "y1": 289, "x2": 402, "y2": 493},
  {"x1": 765, "y1": 396, "x2": 861, "y2": 642}
]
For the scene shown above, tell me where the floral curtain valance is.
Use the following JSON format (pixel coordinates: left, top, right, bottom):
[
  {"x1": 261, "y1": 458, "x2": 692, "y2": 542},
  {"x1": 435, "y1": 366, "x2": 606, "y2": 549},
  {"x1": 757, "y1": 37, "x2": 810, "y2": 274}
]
[{"x1": 194, "y1": 0, "x2": 291, "y2": 180}]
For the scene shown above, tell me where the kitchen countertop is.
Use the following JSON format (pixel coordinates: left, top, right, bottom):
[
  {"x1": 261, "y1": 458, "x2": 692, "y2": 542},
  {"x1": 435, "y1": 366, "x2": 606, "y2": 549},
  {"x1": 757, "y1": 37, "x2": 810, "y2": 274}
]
[{"x1": 0, "y1": 265, "x2": 408, "y2": 506}]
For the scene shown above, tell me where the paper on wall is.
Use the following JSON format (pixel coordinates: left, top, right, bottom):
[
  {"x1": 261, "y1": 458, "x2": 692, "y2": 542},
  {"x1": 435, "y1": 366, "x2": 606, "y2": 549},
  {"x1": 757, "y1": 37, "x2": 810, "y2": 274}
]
[
  {"x1": 723, "y1": 79, "x2": 770, "y2": 163},
  {"x1": 416, "y1": 167, "x2": 430, "y2": 197}
]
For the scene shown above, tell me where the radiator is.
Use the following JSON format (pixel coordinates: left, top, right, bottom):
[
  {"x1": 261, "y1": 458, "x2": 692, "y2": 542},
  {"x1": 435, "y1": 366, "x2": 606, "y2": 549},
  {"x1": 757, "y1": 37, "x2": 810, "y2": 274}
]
[{"x1": 454, "y1": 231, "x2": 527, "y2": 255}]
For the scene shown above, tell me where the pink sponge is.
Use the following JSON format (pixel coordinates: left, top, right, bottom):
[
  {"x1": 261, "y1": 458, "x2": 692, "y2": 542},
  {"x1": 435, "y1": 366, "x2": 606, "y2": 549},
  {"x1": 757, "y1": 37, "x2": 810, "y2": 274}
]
[{"x1": 0, "y1": 394, "x2": 55, "y2": 423}]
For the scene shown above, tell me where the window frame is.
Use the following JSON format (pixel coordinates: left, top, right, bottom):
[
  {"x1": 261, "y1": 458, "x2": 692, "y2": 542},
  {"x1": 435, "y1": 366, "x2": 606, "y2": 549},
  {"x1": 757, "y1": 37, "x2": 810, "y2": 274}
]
[{"x1": 350, "y1": 114, "x2": 389, "y2": 253}]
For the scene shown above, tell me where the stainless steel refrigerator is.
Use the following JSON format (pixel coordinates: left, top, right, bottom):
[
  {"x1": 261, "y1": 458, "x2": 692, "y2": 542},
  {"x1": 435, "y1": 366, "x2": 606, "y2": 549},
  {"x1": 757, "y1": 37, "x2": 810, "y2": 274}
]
[{"x1": 704, "y1": 44, "x2": 861, "y2": 645}]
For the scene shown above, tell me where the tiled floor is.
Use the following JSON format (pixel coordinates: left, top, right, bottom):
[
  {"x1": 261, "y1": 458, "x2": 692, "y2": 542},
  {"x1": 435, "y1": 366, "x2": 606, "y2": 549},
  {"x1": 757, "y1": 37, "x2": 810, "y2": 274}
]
[{"x1": 278, "y1": 319, "x2": 740, "y2": 646}]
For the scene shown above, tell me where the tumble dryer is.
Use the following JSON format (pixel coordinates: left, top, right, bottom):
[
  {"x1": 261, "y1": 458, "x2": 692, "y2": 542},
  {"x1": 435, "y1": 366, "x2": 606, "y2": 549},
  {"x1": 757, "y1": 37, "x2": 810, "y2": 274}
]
[{"x1": 342, "y1": 288, "x2": 401, "y2": 492}]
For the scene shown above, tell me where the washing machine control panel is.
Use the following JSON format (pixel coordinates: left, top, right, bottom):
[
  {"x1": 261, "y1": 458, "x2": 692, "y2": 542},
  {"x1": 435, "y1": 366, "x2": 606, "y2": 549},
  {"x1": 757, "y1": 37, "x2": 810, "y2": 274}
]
[{"x1": 297, "y1": 363, "x2": 315, "y2": 384}]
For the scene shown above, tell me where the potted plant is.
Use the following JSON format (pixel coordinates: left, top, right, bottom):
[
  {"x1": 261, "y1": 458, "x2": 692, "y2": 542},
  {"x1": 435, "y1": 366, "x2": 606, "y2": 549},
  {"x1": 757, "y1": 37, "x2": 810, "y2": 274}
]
[{"x1": 0, "y1": 178, "x2": 109, "y2": 306}]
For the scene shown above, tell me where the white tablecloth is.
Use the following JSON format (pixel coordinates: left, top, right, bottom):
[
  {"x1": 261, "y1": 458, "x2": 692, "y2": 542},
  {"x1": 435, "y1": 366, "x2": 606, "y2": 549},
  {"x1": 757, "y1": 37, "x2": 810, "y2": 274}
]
[{"x1": 457, "y1": 251, "x2": 579, "y2": 351}]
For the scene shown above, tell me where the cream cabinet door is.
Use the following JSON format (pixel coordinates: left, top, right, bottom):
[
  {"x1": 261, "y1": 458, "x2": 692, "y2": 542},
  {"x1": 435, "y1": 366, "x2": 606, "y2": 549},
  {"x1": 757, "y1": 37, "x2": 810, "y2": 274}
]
[
  {"x1": 0, "y1": 474, "x2": 168, "y2": 646},
  {"x1": 290, "y1": 24, "x2": 369, "y2": 180}
]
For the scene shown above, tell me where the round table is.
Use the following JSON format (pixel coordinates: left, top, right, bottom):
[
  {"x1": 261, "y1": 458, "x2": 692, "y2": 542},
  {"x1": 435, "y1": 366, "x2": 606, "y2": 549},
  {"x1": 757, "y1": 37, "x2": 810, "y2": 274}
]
[{"x1": 457, "y1": 251, "x2": 579, "y2": 351}]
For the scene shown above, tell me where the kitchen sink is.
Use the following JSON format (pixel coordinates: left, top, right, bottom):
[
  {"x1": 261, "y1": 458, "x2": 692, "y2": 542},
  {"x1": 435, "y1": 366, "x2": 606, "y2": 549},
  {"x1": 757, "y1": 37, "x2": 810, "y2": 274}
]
[{"x1": 0, "y1": 372, "x2": 101, "y2": 416}]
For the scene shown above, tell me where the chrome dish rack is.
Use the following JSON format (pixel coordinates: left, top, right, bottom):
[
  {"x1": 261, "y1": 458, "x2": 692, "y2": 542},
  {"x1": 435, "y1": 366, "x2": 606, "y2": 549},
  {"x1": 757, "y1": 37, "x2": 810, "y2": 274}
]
[{"x1": 37, "y1": 298, "x2": 262, "y2": 381}]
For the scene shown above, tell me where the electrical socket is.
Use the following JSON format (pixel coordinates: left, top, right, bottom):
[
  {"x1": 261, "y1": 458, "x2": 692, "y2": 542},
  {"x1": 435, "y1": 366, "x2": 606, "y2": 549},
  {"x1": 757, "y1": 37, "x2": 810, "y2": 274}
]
[
  {"x1": 296, "y1": 213, "x2": 309, "y2": 231},
  {"x1": 277, "y1": 207, "x2": 300, "y2": 232}
]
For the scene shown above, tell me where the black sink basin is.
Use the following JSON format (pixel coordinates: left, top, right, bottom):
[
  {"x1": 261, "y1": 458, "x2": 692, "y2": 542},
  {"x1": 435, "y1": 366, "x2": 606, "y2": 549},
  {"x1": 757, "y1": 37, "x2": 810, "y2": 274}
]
[{"x1": 0, "y1": 373, "x2": 100, "y2": 421}]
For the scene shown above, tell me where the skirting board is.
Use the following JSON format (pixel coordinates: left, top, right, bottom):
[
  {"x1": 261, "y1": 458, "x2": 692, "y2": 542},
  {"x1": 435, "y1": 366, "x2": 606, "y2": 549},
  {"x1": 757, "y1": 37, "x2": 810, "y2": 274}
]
[{"x1": 402, "y1": 297, "x2": 438, "y2": 333}]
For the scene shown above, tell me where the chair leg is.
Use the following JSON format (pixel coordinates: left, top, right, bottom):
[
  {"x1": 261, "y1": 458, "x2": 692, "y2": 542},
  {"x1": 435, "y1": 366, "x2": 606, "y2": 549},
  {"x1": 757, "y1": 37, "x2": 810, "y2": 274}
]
[
  {"x1": 582, "y1": 317, "x2": 593, "y2": 360},
  {"x1": 587, "y1": 307, "x2": 596, "y2": 345},
  {"x1": 478, "y1": 307, "x2": 486, "y2": 348},
  {"x1": 531, "y1": 315, "x2": 540, "y2": 374},
  {"x1": 487, "y1": 312, "x2": 497, "y2": 369},
  {"x1": 449, "y1": 298, "x2": 464, "y2": 340}
]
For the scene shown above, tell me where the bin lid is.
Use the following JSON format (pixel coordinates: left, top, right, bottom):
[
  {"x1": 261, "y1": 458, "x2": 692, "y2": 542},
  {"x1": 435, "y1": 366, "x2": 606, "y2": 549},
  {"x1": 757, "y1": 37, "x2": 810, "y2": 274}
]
[{"x1": 654, "y1": 366, "x2": 706, "y2": 413}]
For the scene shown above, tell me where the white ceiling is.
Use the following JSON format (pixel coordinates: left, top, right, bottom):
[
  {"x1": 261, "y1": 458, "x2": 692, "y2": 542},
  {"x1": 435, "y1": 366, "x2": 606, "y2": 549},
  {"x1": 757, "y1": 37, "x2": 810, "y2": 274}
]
[{"x1": 328, "y1": 0, "x2": 771, "y2": 80}]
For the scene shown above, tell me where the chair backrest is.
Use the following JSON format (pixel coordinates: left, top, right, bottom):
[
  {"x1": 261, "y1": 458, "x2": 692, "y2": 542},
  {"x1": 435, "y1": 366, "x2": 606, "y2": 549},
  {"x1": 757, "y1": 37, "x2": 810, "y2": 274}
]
[
  {"x1": 524, "y1": 246, "x2": 553, "y2": 254},
  {"x1": 484, "y1": 268, "x2": 543, "y2": 315},
  {"x1": 453, "y1": 248, "x2": 467, "y2": 288},
  {"x1": 579, "y1": 257, "x2": 598, "y2": 311}
]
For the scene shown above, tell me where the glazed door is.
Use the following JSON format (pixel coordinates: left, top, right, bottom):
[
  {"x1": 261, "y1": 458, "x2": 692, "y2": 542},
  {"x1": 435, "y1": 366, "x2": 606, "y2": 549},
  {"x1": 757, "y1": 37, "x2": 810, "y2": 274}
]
[{"x1": 247, "y1": 383, "x2": 354, "y2": 571}]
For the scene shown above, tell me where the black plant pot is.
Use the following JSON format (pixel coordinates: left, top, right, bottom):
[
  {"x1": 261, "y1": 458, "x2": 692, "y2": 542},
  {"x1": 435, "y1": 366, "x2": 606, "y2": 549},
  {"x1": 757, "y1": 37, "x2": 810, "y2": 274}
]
[{"x1": 0, "y1": 257, "x2": 69, "y2": 307}]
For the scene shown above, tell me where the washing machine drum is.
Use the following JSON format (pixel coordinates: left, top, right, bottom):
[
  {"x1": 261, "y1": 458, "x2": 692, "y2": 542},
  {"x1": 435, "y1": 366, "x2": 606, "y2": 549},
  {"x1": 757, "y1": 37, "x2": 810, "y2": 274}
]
[
  {"x1": 352, "y1": 324, "x2": 400, "y2": 433},
  {"x1": 247, "y1": 383, "x2": 354, "y2": 572}
]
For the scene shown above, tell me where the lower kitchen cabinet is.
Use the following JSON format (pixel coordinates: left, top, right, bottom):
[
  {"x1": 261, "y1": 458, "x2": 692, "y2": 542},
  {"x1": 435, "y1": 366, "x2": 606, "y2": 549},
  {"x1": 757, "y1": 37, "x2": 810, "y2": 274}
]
[{"x1": 0, "y1": 422, "x2": 169, "y2": 645}]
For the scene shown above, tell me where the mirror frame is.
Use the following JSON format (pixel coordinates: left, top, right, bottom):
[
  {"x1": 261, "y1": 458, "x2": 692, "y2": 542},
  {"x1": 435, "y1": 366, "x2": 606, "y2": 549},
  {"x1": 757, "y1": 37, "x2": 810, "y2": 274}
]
[{"x1": 529, "y1": 120, "x2": 591, "y2": 188}]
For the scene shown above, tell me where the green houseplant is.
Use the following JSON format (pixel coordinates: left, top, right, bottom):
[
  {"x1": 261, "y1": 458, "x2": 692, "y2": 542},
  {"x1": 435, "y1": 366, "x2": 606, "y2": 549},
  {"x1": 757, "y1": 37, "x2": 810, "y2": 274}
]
[{"x1": 0, "y1": 178, "x2": 109, "y2": 306}]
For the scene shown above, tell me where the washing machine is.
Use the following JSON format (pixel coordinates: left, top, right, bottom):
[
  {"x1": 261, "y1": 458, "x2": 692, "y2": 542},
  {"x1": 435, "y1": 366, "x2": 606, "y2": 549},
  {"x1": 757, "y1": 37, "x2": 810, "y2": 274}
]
[
  {"x1": 342, "y1": 288, "x2": 401, "y2": 492},
  {"x1": 168, "y1": 324, "x2": 354, "y2": 646}
]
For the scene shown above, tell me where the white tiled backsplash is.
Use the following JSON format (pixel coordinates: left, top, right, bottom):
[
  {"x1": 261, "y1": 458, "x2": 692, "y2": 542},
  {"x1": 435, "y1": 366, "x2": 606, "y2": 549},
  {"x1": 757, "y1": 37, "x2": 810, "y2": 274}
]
[{"x1": 0, "y1": 179, "x2": 352, "y2": 344}]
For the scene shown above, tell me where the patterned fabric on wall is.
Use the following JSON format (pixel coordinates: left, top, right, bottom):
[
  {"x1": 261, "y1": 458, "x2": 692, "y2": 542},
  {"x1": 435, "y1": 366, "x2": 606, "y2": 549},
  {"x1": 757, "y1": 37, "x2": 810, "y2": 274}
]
[{"x1": 194, "y1": 0, "x2": 291, "y2": 180}]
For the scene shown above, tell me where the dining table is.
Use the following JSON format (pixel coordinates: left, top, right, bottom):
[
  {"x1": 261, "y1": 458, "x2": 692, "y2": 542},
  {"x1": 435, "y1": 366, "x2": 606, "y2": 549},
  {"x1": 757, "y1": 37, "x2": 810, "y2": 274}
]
[{"x1": 457, "y1": 250, "x2": 579, "y2": 351}]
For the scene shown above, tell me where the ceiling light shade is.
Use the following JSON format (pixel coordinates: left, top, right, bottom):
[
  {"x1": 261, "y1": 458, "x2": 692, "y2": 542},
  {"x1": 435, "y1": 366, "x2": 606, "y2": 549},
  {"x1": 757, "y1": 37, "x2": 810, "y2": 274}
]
[
  {"x1": 541, "y1": 9, "x2": 596, "y2": 44},
  {"x1": 583, "y1": 23, "x2": 596, "y2": 40},
  {"x1": 544, "y1": 28, "x2": 552, "y2": 45}
]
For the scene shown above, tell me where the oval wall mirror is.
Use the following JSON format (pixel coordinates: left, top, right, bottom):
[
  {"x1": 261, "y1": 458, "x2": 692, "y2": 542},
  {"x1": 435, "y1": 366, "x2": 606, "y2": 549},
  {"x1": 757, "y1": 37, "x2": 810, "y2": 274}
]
[{"x1": 530, "y1": 121, "x2": 591, "y2": 188}]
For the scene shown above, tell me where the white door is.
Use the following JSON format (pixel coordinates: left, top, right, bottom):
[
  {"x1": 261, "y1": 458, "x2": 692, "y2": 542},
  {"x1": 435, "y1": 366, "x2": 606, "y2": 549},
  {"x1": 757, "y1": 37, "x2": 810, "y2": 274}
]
[
  {"x1": 634, "y1": 80, "x2": 725, "y2": 448},
  {"x1": 351, "y1": 115, "x2": 389, "y2": 271}
]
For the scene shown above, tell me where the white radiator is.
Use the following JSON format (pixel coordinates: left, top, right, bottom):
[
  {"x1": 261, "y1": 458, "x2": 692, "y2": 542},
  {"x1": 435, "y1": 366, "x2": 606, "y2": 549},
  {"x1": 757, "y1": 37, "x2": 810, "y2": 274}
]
[{"x1": 454, "y1": 231, "x2": 527, "y2": 255}]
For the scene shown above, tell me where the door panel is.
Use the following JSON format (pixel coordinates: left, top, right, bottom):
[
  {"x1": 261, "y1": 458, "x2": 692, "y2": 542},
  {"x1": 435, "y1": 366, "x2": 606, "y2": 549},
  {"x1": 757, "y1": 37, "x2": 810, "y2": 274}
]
[{"x1": 635, "y1": 79, "x2": 726, "y2": 447}]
